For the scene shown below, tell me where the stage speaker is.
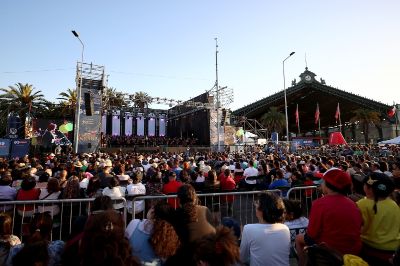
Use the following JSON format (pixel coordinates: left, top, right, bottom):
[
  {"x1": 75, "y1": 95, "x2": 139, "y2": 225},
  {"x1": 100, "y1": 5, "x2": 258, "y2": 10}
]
[{"x1": 84, "y1": 93, "x2": 94, "y2": 116}]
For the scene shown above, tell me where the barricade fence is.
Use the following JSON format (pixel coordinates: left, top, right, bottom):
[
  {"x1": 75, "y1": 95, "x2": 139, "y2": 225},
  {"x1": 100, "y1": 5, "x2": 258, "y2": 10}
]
[
  {"x1": 0, "y1": 186, "x2": 321, "y2": 242},
  {"x1": 0, "y1": 198, "x2": 127, "y2": 242}
]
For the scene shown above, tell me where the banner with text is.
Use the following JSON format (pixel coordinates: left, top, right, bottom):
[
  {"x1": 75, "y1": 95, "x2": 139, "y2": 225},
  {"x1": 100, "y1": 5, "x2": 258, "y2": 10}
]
[
  {"x1": 10, "y1": 139, "x2": 30, "y2": 159},
  {"x1": 76, "y1": 87, "x2": 102, "y2": 153},
  {"x1": 0, "y1": 139, "x2": 11, "y2": 157}
]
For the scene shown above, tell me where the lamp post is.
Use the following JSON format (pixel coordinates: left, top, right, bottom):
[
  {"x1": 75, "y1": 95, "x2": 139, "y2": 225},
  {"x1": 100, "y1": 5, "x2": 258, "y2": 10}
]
[
  {"x1": 283, "y1": 51, "x2": 295, "y2": 145},
  {"x1": 72, "y1": 30, "x2": 84, "y2": 153}
]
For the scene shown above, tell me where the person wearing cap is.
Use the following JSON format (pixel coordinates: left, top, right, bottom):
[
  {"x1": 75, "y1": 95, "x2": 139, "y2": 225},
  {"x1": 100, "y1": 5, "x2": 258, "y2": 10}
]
[
  {"x1": 295, "y1": 168, "x2": 362, "y2": 266},
  {"x1": 356, "y1": 173, "x2": 400, "y2": 265}
]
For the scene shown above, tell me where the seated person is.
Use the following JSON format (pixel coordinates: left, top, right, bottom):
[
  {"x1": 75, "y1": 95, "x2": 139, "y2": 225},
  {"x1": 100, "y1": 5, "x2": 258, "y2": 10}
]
[
  {"x1": 295, "y1": 169, "x2": 362, "y2": 266},
  {"x1": 357, "y1": 173, "x2": 400, "y2": 266},
  {"x1": 240, "y1": 192, "x2": 290, "y2": 266}
]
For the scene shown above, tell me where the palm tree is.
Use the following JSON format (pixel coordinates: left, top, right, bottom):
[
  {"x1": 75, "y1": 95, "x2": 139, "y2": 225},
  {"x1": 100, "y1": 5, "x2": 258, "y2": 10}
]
[
  {"x1": 131, "y1": 91, "x2": 153, "y2": 110},
  {"x1": 260, "y1": 107, "x2": 286, "y2": 134},
  {"x1": 350, "y1": 108, "x2": 381, "y2": 144},
  {"x1": 57, "y1": 88, "x2": 77, "y2": 118},
  {"x1": 0, "y1": 83, "x2": 48, "y2": 137},
  {"x1": 102, "y1": 87, "x2": 127, "y2": 110}
]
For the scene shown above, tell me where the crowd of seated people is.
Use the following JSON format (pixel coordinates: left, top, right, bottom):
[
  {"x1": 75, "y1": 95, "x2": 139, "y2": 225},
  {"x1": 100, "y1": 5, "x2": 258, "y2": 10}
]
[
  {"x1": 0, "y1": 144, "x2": 399, "y2": 265},
  {"x1": 102, "y1": 134, "x2": 199, "y2": 147}
]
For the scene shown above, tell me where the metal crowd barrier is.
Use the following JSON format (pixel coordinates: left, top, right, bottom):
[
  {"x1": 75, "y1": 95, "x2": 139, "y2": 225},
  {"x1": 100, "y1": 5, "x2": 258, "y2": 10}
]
[
  {"x1": 0, "y1": 186, "x2": 322, "y2": 242},
  {"x1": 0, "y1": 198, "x2": 127, "y2": 242},
  {"x1": 286, "y1": 186, "x2": 322, "y2": 217},
  {"x1": 130, "y1": 189, "x2": 283, "y2": 228}
]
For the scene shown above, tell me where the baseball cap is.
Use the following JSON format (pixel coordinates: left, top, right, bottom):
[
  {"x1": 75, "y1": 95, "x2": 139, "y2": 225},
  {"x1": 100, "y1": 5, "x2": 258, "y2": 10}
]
[{"x1": 323, "y1": 168, "x2": 352, "y2": 190}]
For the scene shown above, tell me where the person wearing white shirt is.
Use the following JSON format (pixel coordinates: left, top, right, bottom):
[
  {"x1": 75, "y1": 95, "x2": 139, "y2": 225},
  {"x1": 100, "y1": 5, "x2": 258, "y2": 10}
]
[
  {"x1": 240, "y1": 192, "x2": 290, "y2": 266},
  {"x1": 126, "y1": 173, "x2": 146, "y2": 216},
  {"x1": 243, "y1": 160, "x2": 258, "y2": 185},
  {"x1": 102, "y1": 176, "x2": 125, "y2": 209}
]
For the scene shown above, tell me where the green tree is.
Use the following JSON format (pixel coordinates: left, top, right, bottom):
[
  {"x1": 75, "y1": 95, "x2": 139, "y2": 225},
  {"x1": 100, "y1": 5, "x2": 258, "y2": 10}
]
[
  {"x1": 57, "y1": 88, "x2": 77, "y2": 118},
  {"x1": 350, "y1": 108, "x2": 381, "y2": 144},
  {"x1": 131, "y1": 91, "x2": 152, "y2": 110},
  {"x1": 260, "y1": 107, "x2": 286, "y2": 134},
  {"x1": 0, "y1": 83, "x2": 48, "y2": 136},
  {"x1": 102, "y1": 87, "x2": 127, "y2": 110}
]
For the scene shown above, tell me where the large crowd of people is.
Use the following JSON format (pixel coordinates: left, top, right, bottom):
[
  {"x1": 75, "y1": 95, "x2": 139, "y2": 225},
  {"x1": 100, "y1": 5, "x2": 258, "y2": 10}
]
[
  {"x1": 102, "y1": 135, "x2": 199, "y2": 147},
  {"x1": 0, "y1": 143, "x2": 399, "y2": 265}
]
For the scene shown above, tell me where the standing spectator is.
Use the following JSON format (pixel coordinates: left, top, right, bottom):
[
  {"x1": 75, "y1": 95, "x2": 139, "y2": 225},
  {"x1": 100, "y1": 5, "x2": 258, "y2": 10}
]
[
  {"x1": 295, "y1": 169, "x2": 362, "y2": 266},
  {"x1": 240, "y1": 192, "x2": 290, "y2": 266},
  {"x1": 162, "y1": 172, "x2": 182, "y2": 209}
]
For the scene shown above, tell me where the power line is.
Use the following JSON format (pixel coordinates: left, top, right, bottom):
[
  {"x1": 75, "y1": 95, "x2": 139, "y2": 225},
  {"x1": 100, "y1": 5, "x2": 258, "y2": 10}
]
[
  {"x1": 1, "y1": 67, "x2": 209, "y2": 81},
  {"x1": 2, "y1": 68, "x2": 75, "y2": 74}
]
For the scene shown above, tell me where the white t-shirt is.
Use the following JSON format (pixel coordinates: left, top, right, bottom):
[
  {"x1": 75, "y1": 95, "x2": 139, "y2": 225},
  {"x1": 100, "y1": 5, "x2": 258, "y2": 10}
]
[
  {"x1": 243, "y1": 166, "x2": 259, "y2": 184},
  {"x1": 243, "y1": 166, "x2": 258, "y2": 177},
  {"x1": 126, "y1": 183, "x2": 146, "y2": 214},
  {"x1": 240, "y1": 223, "x2": 290, "y2": 266},
  {"x1": 102, "y1": 187, "x2": 125, "y2": 209}
]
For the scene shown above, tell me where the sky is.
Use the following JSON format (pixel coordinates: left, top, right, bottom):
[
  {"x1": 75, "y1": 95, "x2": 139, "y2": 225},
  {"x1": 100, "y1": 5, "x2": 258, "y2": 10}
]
[{"x1": 1, "y1": 0, "x2": 399, "y2": 111}]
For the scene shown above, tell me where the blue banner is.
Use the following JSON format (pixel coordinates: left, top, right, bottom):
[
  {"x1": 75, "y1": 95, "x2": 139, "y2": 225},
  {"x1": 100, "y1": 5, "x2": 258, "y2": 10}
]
[
  {"x1": 10, "y1": 139, "x2": 30, "y2": 159},
  {"x1": 0, "y1": 139, "x2": 11, "y2": 157}
]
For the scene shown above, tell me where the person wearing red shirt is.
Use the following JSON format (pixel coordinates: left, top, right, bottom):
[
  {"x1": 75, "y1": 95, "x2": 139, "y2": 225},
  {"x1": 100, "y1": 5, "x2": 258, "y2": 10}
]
[
  {"x1": 295, "y1": 168, "x2": 362, "y2": 266},
  {"x1": 220, "y1": 169, "x2": 236, "y2": 217},
  {"x1": 162, "y1": 172, "x2": 182, "y2": 209},
  {"x1": 16, "y1": 176, "x2": 40, "y2": 217}
]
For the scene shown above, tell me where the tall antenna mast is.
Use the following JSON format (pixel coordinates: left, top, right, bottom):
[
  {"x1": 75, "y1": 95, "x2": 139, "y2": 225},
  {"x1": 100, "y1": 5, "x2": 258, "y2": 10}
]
[
  {"x1": 305, "y1": 52, "x2": 308, "y2": 69},
  {"x1": 215, "y1": 37, "x2": 221, "y2": 152}
]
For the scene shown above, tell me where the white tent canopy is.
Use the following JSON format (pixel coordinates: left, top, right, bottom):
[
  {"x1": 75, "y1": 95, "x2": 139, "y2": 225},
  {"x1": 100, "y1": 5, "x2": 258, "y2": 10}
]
[
  {"x1": 378, "y1": 136, "x2": 400, "y2": 144},
  {"x1": 243, "y1": 131, "x2": 258, "y2": 144}
]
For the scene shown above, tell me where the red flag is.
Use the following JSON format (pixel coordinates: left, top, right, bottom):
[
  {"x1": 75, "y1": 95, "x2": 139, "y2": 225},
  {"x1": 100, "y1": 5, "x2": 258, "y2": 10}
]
[
  {"x1": 295, "y1": 104, "x2": 299, "y2": 126},
  {"x1": 335, "y1": 103, "x2": 340, "y2": 122},
  {"x1": 315, "y1": 103, "x2": 320, "y2": 124},
  {"x1": 388, "y1": 106, "x2": 396, "y2": 117}
]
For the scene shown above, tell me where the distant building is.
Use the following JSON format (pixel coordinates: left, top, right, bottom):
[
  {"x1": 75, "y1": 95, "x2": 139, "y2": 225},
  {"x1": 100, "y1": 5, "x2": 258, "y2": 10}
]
[{"x1": 233, "y1": 68, "x2": 396, "y2": 143}]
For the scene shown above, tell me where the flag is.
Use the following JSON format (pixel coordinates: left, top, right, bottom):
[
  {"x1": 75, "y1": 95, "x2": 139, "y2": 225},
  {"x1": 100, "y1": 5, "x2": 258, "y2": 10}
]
[
  {"x1": 315, "y1": 103, "x2": 320, "y2": 124},
  {"x1": 388, "y1": 106, "x2": 396, "y2": 118},
  {"x1": 295, "y1": 104, "x2": 299, "y2": 127},
  {"x1": 335, "y1": 103, "x2": 340, "y2": 122}
]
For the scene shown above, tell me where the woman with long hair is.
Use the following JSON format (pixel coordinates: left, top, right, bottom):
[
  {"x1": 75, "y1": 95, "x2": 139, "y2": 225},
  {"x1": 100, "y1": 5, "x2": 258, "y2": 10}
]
[
  {"x1": 126, "y1": 201, "x2": 180, "y2": 265},
  {"x1": 173, "y1": 184, "x2": 215, "y2": 245},
  {"x1": 79, "y1": 210, "x2": 140, "y2": 266}
]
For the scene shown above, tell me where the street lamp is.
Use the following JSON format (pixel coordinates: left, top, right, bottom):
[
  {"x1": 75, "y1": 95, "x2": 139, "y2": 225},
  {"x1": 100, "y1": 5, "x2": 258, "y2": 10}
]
[
  {"x1": 71, "y1": 30, "x2": 85, "y2": 153},
  {"x1": 283, "y1": 51, "x2": 295, "y2": 145}
]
